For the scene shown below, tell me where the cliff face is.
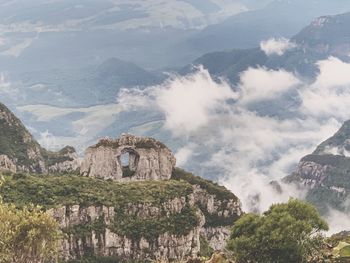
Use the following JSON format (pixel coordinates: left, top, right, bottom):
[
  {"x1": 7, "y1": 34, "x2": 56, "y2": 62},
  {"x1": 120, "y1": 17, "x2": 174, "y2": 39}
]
[
  {"x1": 80, "y1": 134, "x2": 176, "y2": 182},
  {"x1": 284, "y1": 120, "x2": 350, "y2": 213},
  {"x1": 49, "y1": 203, "x2": 202, "y2": 261},
  {"x1": 1, "y1": 171, "x2": 242, "y2": 262},
  {"x1": 0, "y1": 103, "x2": 79, "y2": 174},
  {"x1": 49, "y1": 183, "x2": 241, "y2": 261}
]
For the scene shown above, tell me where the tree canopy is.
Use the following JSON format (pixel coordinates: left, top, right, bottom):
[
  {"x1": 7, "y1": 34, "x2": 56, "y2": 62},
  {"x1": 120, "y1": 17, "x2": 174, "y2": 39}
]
[
  {"x1": 227, "y1": 199, "x2": 329, "y2": 263},
  {"x1": 0, "y1": 175, "x2": 61, "y2": 263}
]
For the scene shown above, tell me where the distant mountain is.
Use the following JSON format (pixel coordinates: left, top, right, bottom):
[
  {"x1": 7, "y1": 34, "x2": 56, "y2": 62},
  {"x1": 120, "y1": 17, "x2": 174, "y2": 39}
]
[
  {"x1": 284, "y1": 120, "x2": 350, "y2": 214},
  {"x1": 181, "y1": 48, "x2": 267, "y2": 83},
  {"x1": 184, "y1": 11, "x2": 350, "y2": 84},
  {"x1": 13, "y1": 58, "x2": 162, "y2": 107},
  {"x1": 70, "y1": 58, "x2": 161, "y2": 105},
  {"x1": 0, "y1": 0, "x2": 264, "y2": 71},
  {"x1": 187, "y1": 0, "x2": 350, "y2": 54},
  {"x1": 293, "y1": 12, "x2": 350, "y2": 57},
  {"x1": 94, "y1": 58, "x2": 159, "y2": 88}
]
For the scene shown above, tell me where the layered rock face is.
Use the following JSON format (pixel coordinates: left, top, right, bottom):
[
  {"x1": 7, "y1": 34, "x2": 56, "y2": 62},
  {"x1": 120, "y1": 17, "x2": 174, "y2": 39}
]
[
  {"x1": 46, "y1": 177, "x2": 242, "y2": 261},
  {"x1": 284, "y1": 120, "x2": 350, "y2": 213},
  {"x1": 49, "y1": 203, "x2": 201, "y2": 261},
  {"x1": 80, "y1": 134, "x2": 176, "y2": 181}
]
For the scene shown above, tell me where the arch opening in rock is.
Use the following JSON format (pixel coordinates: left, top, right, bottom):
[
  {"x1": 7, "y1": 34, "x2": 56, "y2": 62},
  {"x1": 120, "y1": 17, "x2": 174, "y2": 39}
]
[{"x1": 118, "y1": 149, "x2": 139, "y2": 178}]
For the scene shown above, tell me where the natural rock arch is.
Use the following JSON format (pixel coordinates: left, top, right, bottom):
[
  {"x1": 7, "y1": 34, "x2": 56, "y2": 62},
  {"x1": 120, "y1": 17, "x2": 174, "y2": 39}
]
[
  {"x1": 80, "y1": 134, "x2": 176, "y2": 182},
  {"x1": 118, "y1": 148, "x2": 140, "y2": 178}
]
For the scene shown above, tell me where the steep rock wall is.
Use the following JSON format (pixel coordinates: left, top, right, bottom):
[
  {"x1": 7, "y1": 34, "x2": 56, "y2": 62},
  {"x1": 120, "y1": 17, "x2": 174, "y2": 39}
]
[
  {"x1": 45, "y1": 181, "x2": 242, "y2": 261},
  {"x1": 80, "y1": 134, "x2": 176, "y2": 182}
]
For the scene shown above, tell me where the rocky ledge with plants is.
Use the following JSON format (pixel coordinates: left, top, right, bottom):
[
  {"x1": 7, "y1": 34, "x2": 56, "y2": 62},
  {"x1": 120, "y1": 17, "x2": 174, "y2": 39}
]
[{"x1": 0, "y1": 168, "x2": 242, "y2": 262}]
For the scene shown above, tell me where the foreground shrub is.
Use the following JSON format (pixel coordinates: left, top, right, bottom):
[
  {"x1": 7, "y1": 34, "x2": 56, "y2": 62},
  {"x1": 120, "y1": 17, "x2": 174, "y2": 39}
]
[{"x1": 227, "y1": 199, "x2": 329, "y2": 263}]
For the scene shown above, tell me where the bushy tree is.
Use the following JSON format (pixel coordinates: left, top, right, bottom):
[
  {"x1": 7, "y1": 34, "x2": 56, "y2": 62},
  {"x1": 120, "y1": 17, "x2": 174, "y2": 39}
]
[
  {"x1": 0, "y1": 175, "x2": 61, "y2": 263},
  {"x1": 227, "y1": 199, "x2": 329, "y2": 263}
]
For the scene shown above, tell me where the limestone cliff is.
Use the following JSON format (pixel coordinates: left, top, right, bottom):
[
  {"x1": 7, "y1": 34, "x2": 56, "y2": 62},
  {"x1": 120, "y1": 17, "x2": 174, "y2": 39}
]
[
  {"x1": 80, "y1": 134, "x2": 176, "y2": 181},
  {"x1": 1, "y1": 170, "x2": 242, "y2": 262}
]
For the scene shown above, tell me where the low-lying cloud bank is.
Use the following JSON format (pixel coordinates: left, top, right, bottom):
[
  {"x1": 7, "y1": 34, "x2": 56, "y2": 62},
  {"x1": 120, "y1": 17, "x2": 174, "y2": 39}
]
[
  {"x1": 18, "y1": 55, "x2": 350, "y2": 233},
  {"x1": 116, "y1": 57, "x2": 350, "y2": 218}
]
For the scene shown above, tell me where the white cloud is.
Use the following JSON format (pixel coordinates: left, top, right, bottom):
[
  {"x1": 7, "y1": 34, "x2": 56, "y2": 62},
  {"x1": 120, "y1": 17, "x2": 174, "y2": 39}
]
[
  {"x1": 175, "y1": 145, "x2": 195, "y2": 166},
  {"x1": 155, "y1": 68, "x2": 238, "y2": 134},
  {"x1": 260, "y1": 37, "x2": 297, "y2": 56},
  {"x1": 326, "y1": 209, "x2": 350, "y2": 234},
  {"x1": 238, "y1": 67, "x2": 300, "y2": 104},
  {"x1": 117, "y1": 67, "x2": 239, "y2": 135},
  {"x1": 115, "y1": 60, "x2": 350, "y2": 217},
  {"x1": 300, "y1": 57, "x2": 350, "y2": 120},
  {"x1": 0, "y1": 72, "x2": 18, "y2": 96},
  {"x1": 313, "y1": 57, "x2": 350, "y2": 88},
  {"x1": 19, "y1": 56, "x2": 350, "y2": 226}
]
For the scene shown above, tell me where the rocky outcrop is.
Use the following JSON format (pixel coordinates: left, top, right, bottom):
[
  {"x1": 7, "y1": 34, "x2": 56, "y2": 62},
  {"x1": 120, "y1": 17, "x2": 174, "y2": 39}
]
[
  {"x1": 80, "y1": 134, "x2": 176, "y2": 181},
  {"x1": 283, "y1": 120, "x2": 350, "y2": 213},
  {"x1": 0, "y1": 154, "x2": 17, "y2": 173},
  {"x1": 293, "y1": 158, "x2": 330, "y2": 188},
  {"x1": 0, "y1": 102, "x2": 79, "y2": 174},
  {"x1": 49, "y1": 202, "x2": 201, "y2": 261},
  {"x1": 43, "y1": 175, "x2": 242, "y2": 262},
  {"x1": 0, "y1": 101, "x2": 243, "y2": 261},
  {"x1": 46, "y1": 146, "x2": 81, "y2": 174},
  {"x1": 201, "y1": 227, "x2": 231, "y2": 251}
]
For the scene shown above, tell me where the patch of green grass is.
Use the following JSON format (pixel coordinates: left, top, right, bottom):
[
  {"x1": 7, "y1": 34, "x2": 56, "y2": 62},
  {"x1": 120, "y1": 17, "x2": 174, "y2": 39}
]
[
  {"x1": 0, "y1": 174, "x2": 194, "y2": 209},
  {"x1": 172, "y1": 168, "x2": 238, "y2": 202},
  {"x1": 199, "y1": 235, "x2": 214, "y2": 258}
]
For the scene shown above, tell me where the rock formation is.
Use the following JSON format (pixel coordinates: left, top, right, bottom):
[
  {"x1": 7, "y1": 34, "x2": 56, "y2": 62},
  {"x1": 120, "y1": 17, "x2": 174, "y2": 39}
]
[
  {"x1": 80, "y1": 134, "x2": 176, "y2": 181},
  {"x1": 0, "y1": 102, "x2": 79, "y2": 174},
  {"x1": 45, "y1": 172, "x2": 242, "y2": 261},
  {"x1": 0, "y1": 154, "x2": 17, "y2": 173},
  {"x1": 0, "y1": 101, "x2": 244, "y2": 261},
  {"x1": 46, "y1": 146, "x2": 81, "y2": 174},
  {"x1": 284, "y1": 120, "x2": 350, "y2": 213}
]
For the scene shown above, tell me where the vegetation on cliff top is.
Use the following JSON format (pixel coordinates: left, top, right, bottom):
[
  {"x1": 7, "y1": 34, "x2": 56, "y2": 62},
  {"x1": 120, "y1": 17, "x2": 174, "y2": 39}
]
[
  {"x1": 0, "y1": 170, "x2": 240, "y2": 244},
  {"x1": 0, "y1": 177, "x2": 61, "y2": 263},
  {"x1": 92, "y1": 136, "x2": 167, "y2": 150},
  {"x1": 0, "y1": 173, "x2": 193, "y2": 209},
  {"x1": 172, "y1": 168, "x2": 238, "y2": 202}
]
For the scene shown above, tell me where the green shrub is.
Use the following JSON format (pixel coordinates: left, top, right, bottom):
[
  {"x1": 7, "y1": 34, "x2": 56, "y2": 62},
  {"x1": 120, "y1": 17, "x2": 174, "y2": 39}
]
[
  {"x1": 111, "y1": 205, "x2": 199, "y2": 241},
  {"x1": 172, "y1": 168, "x2": 238, "y2": 202},
  {"x1": 0, "y1": 174, "x2": 193, "y2": 209}
]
